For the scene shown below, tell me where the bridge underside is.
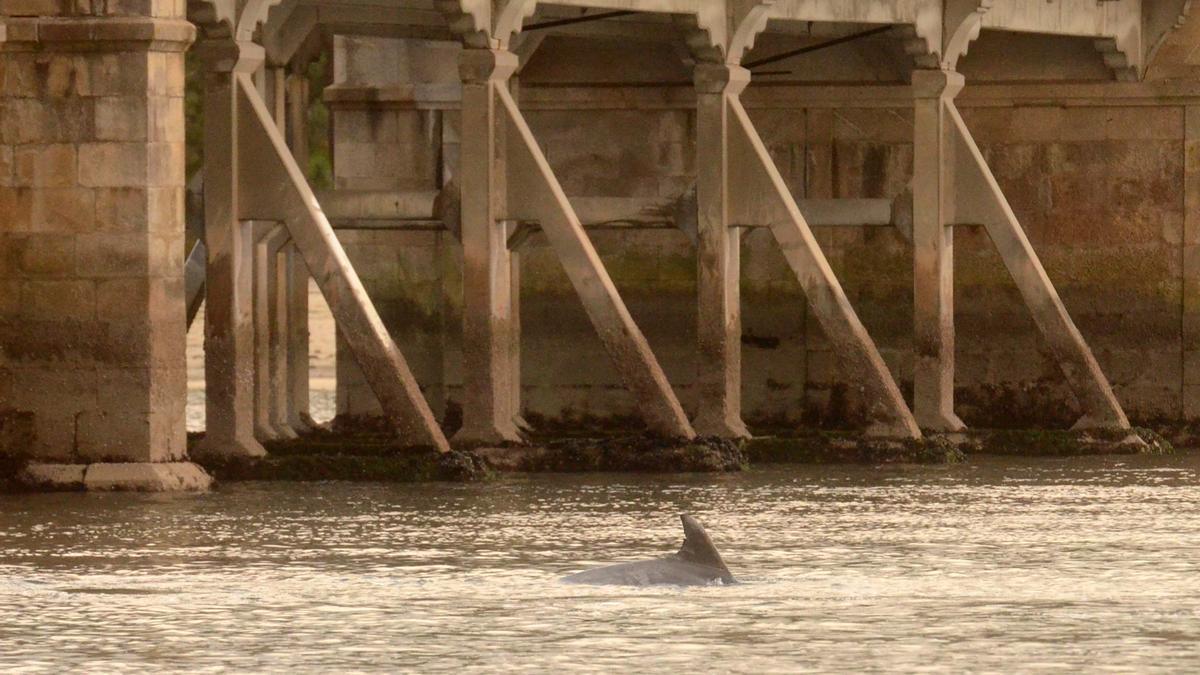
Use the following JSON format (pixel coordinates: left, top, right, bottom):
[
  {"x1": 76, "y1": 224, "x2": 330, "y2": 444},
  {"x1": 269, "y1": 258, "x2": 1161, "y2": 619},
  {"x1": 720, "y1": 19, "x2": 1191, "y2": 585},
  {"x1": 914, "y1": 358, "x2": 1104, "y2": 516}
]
[{"x1": 2, "y1": 0, "x2": 1199, "y2": 487}]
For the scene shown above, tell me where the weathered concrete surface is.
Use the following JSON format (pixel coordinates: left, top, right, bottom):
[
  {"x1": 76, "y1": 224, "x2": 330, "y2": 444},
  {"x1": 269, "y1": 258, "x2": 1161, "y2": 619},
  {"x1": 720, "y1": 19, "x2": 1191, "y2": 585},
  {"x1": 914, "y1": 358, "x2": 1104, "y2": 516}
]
[
  {"x1": 693, "y1": 64, "x2": 751, "y2": 439},
  {"x1": 0, "y1": 9, "x2": 193, "y2": 464},
  {"x1": 319, "y1": 32, "x2": 1198, "y2": 434},
  {"x1": 911, "y1": 69, "x2": 966, "y2": 432},
  {"x1": 455, "y1": 48, "x2": 522, "y2": 444},
  {"x1": 194, "y1": 36, "x2": 268, "y2": 460}
]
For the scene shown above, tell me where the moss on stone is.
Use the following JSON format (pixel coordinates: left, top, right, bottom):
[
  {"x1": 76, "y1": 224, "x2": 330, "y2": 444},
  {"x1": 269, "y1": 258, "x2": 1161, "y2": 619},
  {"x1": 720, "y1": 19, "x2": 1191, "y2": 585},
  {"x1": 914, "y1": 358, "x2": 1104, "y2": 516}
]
[
  {"x1": 479, "y1": 435, "x2": 746, "y2": 473},
  {"x1": 746, "y1": 433, "x2": 966, "y2": 465},
  {"x1": 0, "y1": 451, "x2": 30, "y2": 493},
  {"x1": 190, "y1": 431, "x2": 745, "y2": 480},
  {"x1": 975, "y1": 427, "x2": 1174, "y2": 456},
  {"x1": 184, "y1": 424, "x2": 1176, "y2": 485},
  {"x1": 197, "y1": 444, "x2": 490, "y2": 483}
]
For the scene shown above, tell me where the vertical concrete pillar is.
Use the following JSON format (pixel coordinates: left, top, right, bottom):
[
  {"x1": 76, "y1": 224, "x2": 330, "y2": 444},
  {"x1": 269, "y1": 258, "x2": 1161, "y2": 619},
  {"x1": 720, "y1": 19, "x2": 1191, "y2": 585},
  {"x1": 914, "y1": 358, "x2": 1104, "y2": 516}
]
[
  {"x1": 270, "y1": 66, "x2": 287, "y2": 130},
  {"x1": 284, "y1": 69, "x2": 312, "y2": 430},
  {"x1": 911, "y1": 70, "x2": 967, "y2": 432},
  {"x1": 267, "y1": 232, "x2": 296, "y2": 439},
  {"x1": 0, "y1": 9, "x2": 209, "y2": 489},
  {"x1": 285, "y1": 70, "x2": 310, "y2": 167},
  {"x1": 693, "y1": 64, "x2": 751, "y2": 439},
  {"x1": 1184, "y1": 106, "x2": 1200, "y2": 418},
  {"x1": 455, "y1": 49, "x2": 522, "y2": 444},
  {"x1": 252, "y1": 222, "x2": 277, "y2": 440},
  {"x1": 194, "y1": 39, "x2": 267, "y2": 458},
  {"x1": 509, "y1": 238, "x2": 529, "y2": 431},
  {"x1": 507, "y1": 77, "x2": 528, "y2": 432},
  {"x1": 286, "y1": 242, "x2": 314, "y2": 431},
  {"x1": 252, "y1": 222, "x2": 294, "y2": 440}
]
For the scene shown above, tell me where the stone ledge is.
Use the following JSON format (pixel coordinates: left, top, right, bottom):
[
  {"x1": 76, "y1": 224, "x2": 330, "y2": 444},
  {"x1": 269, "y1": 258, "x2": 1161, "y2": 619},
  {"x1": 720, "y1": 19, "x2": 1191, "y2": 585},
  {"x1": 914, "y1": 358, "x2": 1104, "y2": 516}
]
[
  {"x1": 190, "y1": 432, "x2": 744, "y2": 480},
  {"x1": 323, "y1": 83, "x2": 463, "y2": 109},
  {"x1": 475, "y1": 436, "x2": 746, "y2": 473},
  {"x1": 746, "y1": 427, "x2": 1173, "y2": 463},
  {"x1": 18, "y1": 462, "x2": 212, "y2": 492},
  {"x1": 747, "y1": 434, "x2": 966, "y2": 465},
  {"x1": 967, "y1": 427, "x2": 1173, "y2": 456},
  {"x1": 0, "y1": 17, "x2": 195, "y2": 52}
]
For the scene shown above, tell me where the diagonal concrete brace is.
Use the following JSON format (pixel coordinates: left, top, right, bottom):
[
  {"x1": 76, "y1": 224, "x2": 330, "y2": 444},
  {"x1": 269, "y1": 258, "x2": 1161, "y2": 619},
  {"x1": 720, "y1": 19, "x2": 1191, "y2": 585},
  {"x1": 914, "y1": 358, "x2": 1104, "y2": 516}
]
[
  {"x1": 945, "y1": 101, "x2": 1129, "y2": 430},
  {"x1": 185, "y1": 239, "x2": 207, "y2": 330},
  {"x1": 234, "y1": 73, "x2": 451, "y2": 452},
  {"x1": 496, "y1": 85, "x2": 696, "y2": 440},
  {"x1": 726, "y1": 96, "x2": 921, "y2": 439}
]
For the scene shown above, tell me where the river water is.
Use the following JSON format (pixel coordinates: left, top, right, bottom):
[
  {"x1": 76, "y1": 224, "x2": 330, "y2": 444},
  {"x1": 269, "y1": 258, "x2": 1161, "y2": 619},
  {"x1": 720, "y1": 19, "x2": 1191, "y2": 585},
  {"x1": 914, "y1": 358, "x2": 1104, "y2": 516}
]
[{"x1": 3, "y1": 454, "x2": 1200, "y2": 672}]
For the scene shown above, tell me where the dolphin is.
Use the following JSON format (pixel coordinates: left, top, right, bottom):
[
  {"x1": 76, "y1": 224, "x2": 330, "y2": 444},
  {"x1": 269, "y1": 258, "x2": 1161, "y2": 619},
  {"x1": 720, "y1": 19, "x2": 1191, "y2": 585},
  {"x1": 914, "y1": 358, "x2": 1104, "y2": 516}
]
[{"x1": 562, "y1": 515, "x2": 735, "y2": 586}]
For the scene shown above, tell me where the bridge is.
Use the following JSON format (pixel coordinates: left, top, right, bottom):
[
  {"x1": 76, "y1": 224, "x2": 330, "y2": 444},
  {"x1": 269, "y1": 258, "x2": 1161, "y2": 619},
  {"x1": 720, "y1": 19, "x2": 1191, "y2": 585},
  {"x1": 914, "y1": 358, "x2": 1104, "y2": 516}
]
[{"x1": 1, "y1": 0, "x2": 1197, "y2": 489}]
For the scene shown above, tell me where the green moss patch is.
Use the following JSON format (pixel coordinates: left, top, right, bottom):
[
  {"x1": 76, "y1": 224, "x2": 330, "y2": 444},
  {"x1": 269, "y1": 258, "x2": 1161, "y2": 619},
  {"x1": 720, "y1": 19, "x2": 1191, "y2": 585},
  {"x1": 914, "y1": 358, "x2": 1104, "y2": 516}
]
[
  {"x1": 192, "y1": 433, "x2": 490, "y2": 483},
  {"x1": 974, "y1": 427, "x2": 1173, "y2": 456},
  {"x1": 0, "y1": 451, "x2": 30, "y2": 493},
  {"x1": 746, "y1": 433, "x2": 966, "y2": 465},
  {"x1": 477, "y1": 435, "x2": 746, "y2": 473}
]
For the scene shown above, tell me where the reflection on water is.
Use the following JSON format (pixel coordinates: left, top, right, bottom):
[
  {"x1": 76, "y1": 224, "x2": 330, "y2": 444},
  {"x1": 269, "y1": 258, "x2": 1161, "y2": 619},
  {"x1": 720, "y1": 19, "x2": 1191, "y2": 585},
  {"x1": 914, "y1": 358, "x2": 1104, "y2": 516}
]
[{"x1": 4, "y1": 455, "x2": 1200, "y2": 672}]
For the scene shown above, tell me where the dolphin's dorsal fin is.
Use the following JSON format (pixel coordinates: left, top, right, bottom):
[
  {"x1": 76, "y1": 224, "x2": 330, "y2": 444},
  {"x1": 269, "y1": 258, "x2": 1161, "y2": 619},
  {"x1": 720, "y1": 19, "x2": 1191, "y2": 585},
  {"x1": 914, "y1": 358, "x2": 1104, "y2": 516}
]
[{"x1": 676, "y1": 514, "x2": 734, "y2": 582}]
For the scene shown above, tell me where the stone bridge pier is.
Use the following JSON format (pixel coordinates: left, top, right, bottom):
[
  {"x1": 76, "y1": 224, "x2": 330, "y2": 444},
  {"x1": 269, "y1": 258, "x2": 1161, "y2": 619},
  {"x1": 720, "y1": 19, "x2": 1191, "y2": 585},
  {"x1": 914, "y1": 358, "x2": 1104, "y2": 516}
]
[
  {"x1": 5, "y1": 0, "x2": 1200, "y2": 489},
  {"x1": 0, "y1": 4, "x2": 208, "y2": 490}
]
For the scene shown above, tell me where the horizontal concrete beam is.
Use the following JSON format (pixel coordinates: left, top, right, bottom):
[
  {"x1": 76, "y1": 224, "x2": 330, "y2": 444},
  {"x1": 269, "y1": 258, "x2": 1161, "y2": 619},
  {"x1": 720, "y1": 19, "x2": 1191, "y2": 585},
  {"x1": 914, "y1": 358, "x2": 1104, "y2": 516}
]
[
  {"x1": 327, "y1": 81, "x2": 1200, "y2": 112},
  {"x1": 315, "y1": 189, "x2": 440, "y2": 220},
  {"x1": 317, "y1": 189, "x2": 899, "y2": 231}
]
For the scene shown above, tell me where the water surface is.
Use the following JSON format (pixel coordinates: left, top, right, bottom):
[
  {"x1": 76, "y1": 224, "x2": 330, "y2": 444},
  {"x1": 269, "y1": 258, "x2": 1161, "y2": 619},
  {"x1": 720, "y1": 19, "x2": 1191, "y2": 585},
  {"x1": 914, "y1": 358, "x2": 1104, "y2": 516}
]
[{"x1": 3, "y1": 455, "x2": 1200, "y2": 672}]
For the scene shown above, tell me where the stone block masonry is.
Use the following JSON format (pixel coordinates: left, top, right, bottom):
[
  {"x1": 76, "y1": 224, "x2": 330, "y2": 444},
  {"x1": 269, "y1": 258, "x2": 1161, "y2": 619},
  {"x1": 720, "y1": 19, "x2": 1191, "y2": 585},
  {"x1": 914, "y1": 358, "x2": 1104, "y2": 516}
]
[{"x1": 0, "y1": 5, "x2": 204, "y2": 484}]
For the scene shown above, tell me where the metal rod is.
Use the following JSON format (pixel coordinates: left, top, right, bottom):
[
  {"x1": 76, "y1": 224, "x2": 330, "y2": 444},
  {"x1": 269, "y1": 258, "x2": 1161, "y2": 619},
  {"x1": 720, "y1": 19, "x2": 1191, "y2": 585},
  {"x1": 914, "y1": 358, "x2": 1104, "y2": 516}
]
[
  {"x1": 745, "y1": 25, "x2": 893, "y2": 70},
  {"x1": 523, "y1": 10, "x2": 638, "y2": 31}
]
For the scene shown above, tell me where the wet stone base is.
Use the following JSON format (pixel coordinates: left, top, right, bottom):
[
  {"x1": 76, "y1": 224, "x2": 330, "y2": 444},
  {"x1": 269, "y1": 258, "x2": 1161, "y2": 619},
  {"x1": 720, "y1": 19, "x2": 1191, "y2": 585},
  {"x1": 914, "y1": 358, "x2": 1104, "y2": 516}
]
[
  {"x1": 186, "y1": 432, "x2": 747, "y2": 483},
  {"x1": 966, "y1": 427, "x2": 1174, "y2": 456},
  {"x1": 474, "y1": 435, "x2": 747, "y2": 473},
  {"x1": 36, "y1": 426, "x2": 1169, "y2": 490},
  {"x1": 0, "y1": 458, "x2": 213, "y2": 493},
  {"x1": 747, "y1": 427, "x2": 1173, "y2": 464},
  {"x1": 197, "y1": 438, "x2": 488, "y2": 483},
  {"x1": 0, "y1": 451, "x2": 29, "y2": 493},
  {"x1": 746, "y1": 433, "x2": 967, "y2": 465}
]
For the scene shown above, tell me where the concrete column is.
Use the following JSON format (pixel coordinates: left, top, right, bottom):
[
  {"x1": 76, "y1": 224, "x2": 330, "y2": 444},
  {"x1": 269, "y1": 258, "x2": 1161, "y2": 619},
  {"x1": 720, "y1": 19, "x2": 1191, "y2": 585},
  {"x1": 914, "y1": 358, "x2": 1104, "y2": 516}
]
[
  {"x1": 283, "y1": 70, "x2": 313, "y2": 431},
  {"x1": 508, "y1": 78, "x2": 529, "y2": 433},
  {"x1": 693, "y1": 64, "x2": 751, "y2": 439},
  {"x1": 285, "y1": 71, "x2": 310, "y2": 167},
  {"x1": 252, "y1": 222, "x2": 294, "y2": 440},
  {"x1": 194, "y1": 39, "x2": 267, "y2": 459},
  {"x1": 1184, "y1": 106, "x2": 1200, "y2": 418},
  {"x1": 286, "y1": 242, "x2": 314, "y2": 431},
  {"x1": 455, "y1": 49, "x2": 522, "y2": 444},
  {"x1": 270, "y1": 66, "x2": 287, "y2": 131},
  {"x1": 509, "y1": 238, "x2": 530, "y2": 432},
  {"x1": 0, "y1": 9, "x2": 209, "y2": 489},
  {"x1": 911, "y1": 70, "x2": 967, "y2": 432},
  {"x1": 267, "y1": 232, "x2": 296, "y2": 439}
]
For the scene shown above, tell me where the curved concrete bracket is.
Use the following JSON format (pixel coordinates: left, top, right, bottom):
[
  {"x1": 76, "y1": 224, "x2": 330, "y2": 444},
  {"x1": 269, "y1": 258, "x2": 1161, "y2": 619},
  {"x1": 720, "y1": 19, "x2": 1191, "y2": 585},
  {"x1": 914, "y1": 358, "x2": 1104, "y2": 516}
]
[
  {"x1": 438, "y1": 0, "x2": 496, "y2": 48},
  {"x1": 941, "y1": 0, "x2": 992, "y2": 71},
  {"x1": 726, "y1": 0, "x2": 775, "y2": 65},
  {"x1": 494, "y1": 0, "x2": 540, "y2": 48}
]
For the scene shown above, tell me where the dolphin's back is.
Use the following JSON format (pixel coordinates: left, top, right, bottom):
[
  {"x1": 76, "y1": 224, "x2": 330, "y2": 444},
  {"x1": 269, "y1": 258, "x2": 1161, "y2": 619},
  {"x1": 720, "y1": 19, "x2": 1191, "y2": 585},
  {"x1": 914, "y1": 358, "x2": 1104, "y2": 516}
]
[
  {"x1": 561, "y1": 515, "x2": 735, "y2": 586},
  {"x1": 562, "y1": 557, "x2": 727, "y2": 586}
]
